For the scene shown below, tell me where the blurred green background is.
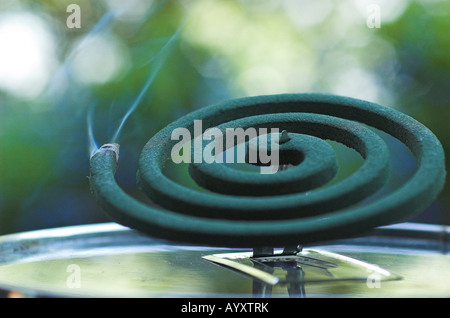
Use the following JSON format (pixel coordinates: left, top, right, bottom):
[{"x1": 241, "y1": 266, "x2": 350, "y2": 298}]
[{"x1": 0, "y1": 0, "x2": 449, "y2": 235}]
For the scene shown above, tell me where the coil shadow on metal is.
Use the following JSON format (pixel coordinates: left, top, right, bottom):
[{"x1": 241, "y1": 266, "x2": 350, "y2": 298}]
[{"x1": 89, "y1": 94, "x2": 446, "y2": 248}]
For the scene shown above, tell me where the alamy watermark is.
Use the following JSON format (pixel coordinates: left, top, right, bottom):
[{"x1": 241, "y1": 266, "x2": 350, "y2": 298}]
[
  {"x1": 366, "y1": 266, "x2": 382, "y2": 288},
  {"x1": 366, "y1": 4, "x2": 381, "y2": 29},
  {"x1": 66, "y1": 264, "x2": 81, "y2": 289},
  {"x1": 66, "y1": 4, "x2": 81, "y2": 29},
  {"x1": 66, "y1": 3, "x2": 382, "y2": 30},
  {"x1": 170, "y1": 120, "x2": 282, "y2": 174}
]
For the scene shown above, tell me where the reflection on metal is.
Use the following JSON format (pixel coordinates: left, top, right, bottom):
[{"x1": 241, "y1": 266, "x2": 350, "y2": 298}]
[
  {"x1": 0, "y1": 222, "x2": 449, "y2": 297},
  {"x1": 203, "y1": 248, "x2": 401, "y2": 297}
]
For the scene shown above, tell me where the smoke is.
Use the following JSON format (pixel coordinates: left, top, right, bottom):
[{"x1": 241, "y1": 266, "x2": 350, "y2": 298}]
[{"x1": 110, "y1": 27, "x2": 181, "y2": 144}]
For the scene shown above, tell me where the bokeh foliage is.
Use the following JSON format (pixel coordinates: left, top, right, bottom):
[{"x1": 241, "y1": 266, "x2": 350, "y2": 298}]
[{"x1": 0, "y1": 0, "x2": 448, "y2": 235}]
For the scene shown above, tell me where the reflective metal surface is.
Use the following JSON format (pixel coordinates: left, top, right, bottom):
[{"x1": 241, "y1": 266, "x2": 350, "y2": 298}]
[{"x1": 0, "y1": 222, "x2": 449, "y2": 297}]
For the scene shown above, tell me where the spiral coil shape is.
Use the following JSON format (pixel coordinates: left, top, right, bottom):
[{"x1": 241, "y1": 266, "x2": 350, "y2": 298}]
[{"x1": 89, "y1": 94, "x2": 446, "y2": 247}]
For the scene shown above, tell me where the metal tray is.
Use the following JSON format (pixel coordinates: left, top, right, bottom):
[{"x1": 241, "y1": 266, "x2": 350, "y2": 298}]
[{"x1": 0, "y1": 222, "x2": 448, "y2": 297}]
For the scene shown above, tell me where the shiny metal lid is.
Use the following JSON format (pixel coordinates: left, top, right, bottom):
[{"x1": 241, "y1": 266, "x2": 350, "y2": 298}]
[{"x1": 0, "y1": 222, "x2": 448, "y2": 297}]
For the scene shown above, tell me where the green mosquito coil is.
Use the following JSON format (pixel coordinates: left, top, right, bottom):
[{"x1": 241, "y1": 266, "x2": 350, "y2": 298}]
[{"x1": 89, "y1": 94, "x2": 446, "y2": 248}]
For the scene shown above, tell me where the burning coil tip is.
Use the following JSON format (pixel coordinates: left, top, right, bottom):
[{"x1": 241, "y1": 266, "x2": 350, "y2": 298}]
[{"x1": 93, "y1": 143, "x2": 120, "y2": 164}]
